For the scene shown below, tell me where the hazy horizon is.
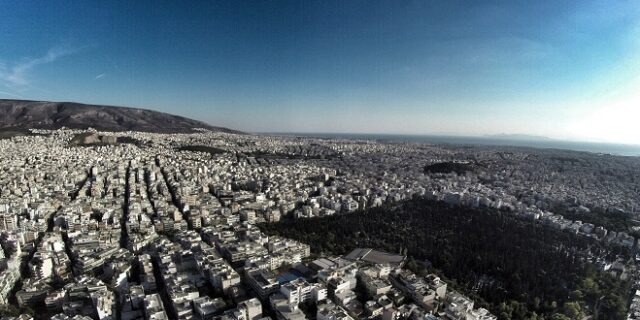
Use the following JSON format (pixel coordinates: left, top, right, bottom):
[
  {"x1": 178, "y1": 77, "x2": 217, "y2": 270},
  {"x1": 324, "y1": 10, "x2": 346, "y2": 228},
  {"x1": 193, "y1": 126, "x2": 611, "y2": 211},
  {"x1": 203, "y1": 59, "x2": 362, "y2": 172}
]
[
  {"x1": 1, "y1": 1, "x2": 639, "y2": 144},
  {"x1": 262, "y1": 130, "x2": 640, "y2": 148}
]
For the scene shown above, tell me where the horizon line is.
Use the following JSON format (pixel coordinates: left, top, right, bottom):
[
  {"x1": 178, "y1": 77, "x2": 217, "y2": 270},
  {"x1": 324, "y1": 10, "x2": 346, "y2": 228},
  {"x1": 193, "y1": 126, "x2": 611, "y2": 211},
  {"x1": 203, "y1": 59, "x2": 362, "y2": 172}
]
[{"x1": 255, "y1": 131, "x2": 640, "y2": 148}]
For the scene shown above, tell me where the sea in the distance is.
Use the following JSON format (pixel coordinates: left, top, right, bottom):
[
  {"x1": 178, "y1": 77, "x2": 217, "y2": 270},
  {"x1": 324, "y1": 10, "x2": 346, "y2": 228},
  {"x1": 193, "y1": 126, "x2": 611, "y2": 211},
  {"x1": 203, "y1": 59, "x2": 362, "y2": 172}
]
[{"x1": 267, "y1": 132, "x2": 640, "y2": 157}]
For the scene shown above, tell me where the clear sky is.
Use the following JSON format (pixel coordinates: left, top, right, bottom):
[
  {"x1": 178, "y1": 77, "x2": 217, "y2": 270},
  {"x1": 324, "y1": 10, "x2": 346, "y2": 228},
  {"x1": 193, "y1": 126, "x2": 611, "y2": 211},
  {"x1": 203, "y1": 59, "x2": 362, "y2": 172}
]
[{"x1": 1, "y1": 1, "x2": 639, "y2": 144}]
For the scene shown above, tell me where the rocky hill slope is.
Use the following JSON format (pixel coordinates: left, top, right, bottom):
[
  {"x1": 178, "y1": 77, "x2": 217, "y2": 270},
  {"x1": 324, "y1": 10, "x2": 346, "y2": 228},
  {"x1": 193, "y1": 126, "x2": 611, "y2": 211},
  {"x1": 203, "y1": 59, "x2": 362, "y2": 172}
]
[{"x1": 0, "y1": 99, "x2": 240, "y2": 133}]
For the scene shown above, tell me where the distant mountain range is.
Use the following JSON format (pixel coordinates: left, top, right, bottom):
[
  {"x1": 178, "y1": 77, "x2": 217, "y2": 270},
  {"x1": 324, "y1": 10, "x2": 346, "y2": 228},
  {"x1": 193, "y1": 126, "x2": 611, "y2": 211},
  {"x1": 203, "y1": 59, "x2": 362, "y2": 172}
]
[
  {"x1": 0, "y1": 99, "x2": 241, "y2": 133},
  {"x1": 484, "y1": 133, "x2": 552, "y2": 141}
]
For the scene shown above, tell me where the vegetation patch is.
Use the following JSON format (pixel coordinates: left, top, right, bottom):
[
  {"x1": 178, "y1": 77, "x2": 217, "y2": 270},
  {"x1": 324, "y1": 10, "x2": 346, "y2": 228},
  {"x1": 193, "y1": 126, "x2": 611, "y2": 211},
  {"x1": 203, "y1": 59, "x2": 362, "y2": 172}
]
[
  {"x1": 424, "y1": 161, "x2": 475, "y2": 174},
  {"x1": 0, "y1": 129, "x2": 46, "y2": 140},
  {"x1": 552, "y1": 203, "x2": 640, "y2": 237},
  {"x1": 259, "y1": 198, "x2": 630, "y2": 320}
]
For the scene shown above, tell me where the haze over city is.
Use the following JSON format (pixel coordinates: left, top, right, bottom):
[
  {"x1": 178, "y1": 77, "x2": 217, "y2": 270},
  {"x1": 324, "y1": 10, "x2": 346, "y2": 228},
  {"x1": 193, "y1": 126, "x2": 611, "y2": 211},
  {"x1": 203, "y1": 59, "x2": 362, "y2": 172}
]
[{"x1": 1, "y1": 1, "x2": 639, "y2": 144}]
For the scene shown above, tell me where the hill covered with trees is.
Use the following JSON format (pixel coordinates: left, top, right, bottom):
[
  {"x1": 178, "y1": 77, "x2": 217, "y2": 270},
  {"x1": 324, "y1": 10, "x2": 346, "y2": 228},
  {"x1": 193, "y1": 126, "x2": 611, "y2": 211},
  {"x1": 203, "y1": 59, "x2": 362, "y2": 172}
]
[{"x1": 259, "y1": 199, "x2": 631, "y2": 320}]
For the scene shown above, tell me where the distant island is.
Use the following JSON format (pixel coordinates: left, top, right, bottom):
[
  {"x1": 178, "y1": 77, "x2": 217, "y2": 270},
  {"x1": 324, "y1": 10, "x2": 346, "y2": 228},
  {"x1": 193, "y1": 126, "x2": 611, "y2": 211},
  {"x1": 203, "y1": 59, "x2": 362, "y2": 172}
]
[{"x1": 484, "y1": 133, "x2": 552, "y2": 141}]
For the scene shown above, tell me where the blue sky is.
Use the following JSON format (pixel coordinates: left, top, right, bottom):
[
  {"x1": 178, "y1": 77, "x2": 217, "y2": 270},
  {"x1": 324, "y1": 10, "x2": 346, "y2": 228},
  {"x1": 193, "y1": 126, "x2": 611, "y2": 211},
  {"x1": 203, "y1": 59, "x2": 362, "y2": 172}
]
[{"x1": 1, "y1": 1, "x2": 639, "y2": 143}]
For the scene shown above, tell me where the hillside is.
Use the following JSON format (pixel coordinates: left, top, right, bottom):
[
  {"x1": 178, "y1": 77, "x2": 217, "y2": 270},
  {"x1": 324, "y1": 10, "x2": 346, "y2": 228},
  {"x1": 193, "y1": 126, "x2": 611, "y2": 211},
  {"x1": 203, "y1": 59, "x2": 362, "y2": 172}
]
[
  {"x1": 259, "y1": 199, "x2": 630, "y2": 320},
  {"x1": 0, "y1": 99, "x2": 241, "y2": 133}
]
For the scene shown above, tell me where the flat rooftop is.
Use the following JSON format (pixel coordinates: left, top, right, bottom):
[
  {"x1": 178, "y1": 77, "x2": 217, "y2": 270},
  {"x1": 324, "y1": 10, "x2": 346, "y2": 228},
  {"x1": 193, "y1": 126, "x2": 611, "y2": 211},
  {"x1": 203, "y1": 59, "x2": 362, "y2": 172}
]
[{"x1": 344, "y1": 248, "x2": 405, "y2": 266}]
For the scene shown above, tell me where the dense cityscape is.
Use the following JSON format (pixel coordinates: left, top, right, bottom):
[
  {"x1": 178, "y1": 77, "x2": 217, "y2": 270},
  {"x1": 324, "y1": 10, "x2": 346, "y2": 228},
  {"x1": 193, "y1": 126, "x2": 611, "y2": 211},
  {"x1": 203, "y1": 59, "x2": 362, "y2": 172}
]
[
  {"x1": 2, "y1": 1, "x2": 639, "y2": 319},
  {"x1": 0, "y1": 128, "x2": 638, "y2": 320}
]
